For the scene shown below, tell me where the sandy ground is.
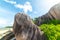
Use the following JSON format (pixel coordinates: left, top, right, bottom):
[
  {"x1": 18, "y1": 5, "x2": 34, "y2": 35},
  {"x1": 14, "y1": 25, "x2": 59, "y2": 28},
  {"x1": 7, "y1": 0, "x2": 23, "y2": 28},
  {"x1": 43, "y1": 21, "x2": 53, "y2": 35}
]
[{"x1": 0, "y1": 28, "x2": 12, "y2": 39}]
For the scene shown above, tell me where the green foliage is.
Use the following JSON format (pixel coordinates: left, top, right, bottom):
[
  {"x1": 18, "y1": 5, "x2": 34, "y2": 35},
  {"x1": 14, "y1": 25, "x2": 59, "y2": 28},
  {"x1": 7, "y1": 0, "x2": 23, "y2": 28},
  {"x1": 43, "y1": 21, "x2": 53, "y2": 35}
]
[
  {"x1": 33, "y1": 18, "x2": 38, "y2": 24},
  {"x1": 39, "y1": 24, "x2": 60, "y2": 40},
  {"x1": 43, "y1": 20, "x2": 60, "y2": 25},
  {"x1": 5, "y1": 26, "x2": 12, "y2": 28}
]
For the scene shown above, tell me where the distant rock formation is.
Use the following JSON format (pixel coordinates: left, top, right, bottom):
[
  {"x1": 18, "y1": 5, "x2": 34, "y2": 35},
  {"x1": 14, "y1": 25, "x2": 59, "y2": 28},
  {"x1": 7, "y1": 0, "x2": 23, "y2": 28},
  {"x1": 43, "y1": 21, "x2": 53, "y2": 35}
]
[
  {"x1": 35, "y1": 3, "x2": 60, "y2": 26},
  {"x1": 13, "y1": 13, "x2": 46, "y2": 40}
]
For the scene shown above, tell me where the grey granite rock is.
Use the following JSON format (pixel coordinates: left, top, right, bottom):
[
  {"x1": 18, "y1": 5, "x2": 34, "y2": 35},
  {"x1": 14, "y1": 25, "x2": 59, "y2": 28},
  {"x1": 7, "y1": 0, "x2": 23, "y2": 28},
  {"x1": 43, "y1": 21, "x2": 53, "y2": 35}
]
[
  {"x1": 13, "y1": 13, "x2": 46, "y2": 40},
  {"x1": 35, "y1": 3, "x2": 60, "y2": 26}
]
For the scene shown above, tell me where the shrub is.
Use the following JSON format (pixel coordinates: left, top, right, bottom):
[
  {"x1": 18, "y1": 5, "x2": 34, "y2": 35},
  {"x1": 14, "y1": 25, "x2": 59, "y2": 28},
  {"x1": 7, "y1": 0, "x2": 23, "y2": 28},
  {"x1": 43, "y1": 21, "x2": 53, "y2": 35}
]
[
  {"x1": 43, "y1": 20, "x2": 60, "y2": 25},
  {"x1": 39, "y1": 24, "x2": 60, "y2": 40}
]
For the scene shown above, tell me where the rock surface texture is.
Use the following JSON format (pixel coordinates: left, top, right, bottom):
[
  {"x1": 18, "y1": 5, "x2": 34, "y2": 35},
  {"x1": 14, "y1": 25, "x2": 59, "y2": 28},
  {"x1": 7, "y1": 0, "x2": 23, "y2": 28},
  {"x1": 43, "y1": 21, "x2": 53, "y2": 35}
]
[
  {"x1": 35, "y1": 3, "x2": 60, "y2": 26},
  {"x1": 13, "y1": 13, "x2": 46, "y2": 40}
]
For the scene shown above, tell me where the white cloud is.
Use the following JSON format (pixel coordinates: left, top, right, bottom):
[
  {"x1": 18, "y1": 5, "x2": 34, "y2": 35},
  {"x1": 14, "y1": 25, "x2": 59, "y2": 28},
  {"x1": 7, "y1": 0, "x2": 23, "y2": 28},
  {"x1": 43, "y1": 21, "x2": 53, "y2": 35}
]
[
  {"x1": 23, "y1": 2, "x2": 32, "y2": 13},
  {"x1": 4, "y1": 0, "x2": 16, "y2": 4},
  {"x1": 4, "y1": 0, "x2": 32, "y2": 13},
  {"x1": 15, "y1": 4, "x2": 23, "y2": 9},
  {"x1": 15, "y1": 1, "x2": 32, "y2": 13}
]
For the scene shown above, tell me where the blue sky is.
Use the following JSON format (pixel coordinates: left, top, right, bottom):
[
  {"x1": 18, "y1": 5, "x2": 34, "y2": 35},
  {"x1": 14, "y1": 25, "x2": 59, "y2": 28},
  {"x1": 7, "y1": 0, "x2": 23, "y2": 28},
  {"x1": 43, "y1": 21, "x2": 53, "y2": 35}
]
[{"x1": 0, "y1": 0, "x2": 60, "y2": 27}]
